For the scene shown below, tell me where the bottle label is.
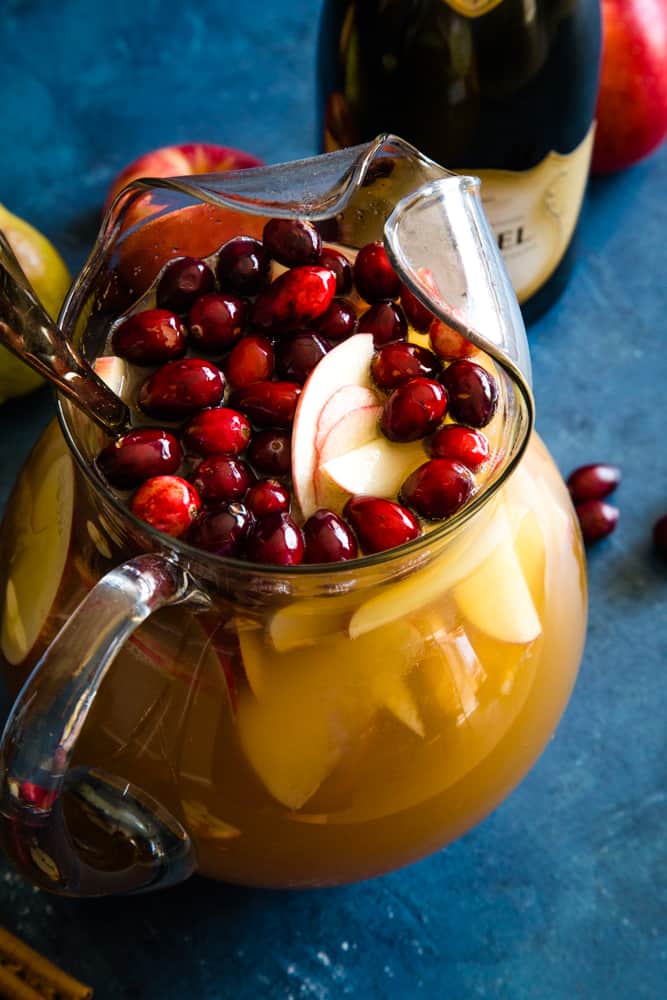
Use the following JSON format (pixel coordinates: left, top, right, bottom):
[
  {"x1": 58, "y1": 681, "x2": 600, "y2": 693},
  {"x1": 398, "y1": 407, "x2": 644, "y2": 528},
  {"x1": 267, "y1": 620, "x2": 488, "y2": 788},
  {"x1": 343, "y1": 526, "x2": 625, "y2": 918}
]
[
  {"x1": 463, "y1": 126, "x2": 595, "y2": 303},
  {"x1": 441, "y1": 0, "x2": 505, "y2": 17}
]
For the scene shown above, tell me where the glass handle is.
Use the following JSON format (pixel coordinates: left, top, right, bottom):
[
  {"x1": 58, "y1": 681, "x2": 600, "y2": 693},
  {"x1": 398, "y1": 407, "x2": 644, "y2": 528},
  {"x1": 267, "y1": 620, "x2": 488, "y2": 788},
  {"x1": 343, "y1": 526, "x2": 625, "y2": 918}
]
[{"x1": 0, "y1": 554, "x2": 204, "y2": 897}]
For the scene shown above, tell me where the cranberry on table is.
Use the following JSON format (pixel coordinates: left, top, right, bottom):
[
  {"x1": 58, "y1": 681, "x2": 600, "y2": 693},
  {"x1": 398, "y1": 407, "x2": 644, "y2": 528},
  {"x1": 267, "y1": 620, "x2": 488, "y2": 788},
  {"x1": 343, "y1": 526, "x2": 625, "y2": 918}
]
[
  {"x1": 231, "y1": 381, "x2": 301, "y2": 428},
  {"x1": 247, "y1": 429, "x2": 291, "y2": 477},
  {"x1": 344, "y1": 496, "x2": 421, "y2": 554},
  {"x1": 97, "y1": 428, "x2": 182, "y2": 488},
  {"x1": 188, "y1": 502, "x2": 253, "y2": 557},
  {"x1": 225, "y1": 334, "x2": 274, "y2": 389},
  {"x1": 156, "y1": 256, "x2": 215, "y2": 313},
  {"x1": 400, "y1": 459, "x2": 475, "y2": 520},
  {"x1": 138, "y1": 358, "x2": 225, "y2": 420},
  {"x1": 400, "y1": 282, "x2": 433, "y2": 331},
  {"x1": 304, "y1": 509, "x2": 358, "y2": 563},
  {"x1": 183, "y1": 407, "x2": 251, "y2": 457},
  {"x1": 441, "y1": 360, "x2": 498, "y2": 428},
  {"x1": 263, "y1": 218, "x2": 322, "y2": 267},
  {"x1": 429, "y1": 425, "x2": 490, "y2": 471},
  {"x1": 429, "y1": 318, "x2": 476, "y2": 361},
  {"x1": 567, "y1": 463, "x2": 621, "y2": 502},
  {"x1": 353, "y1": 241, "x2": 400, "y2": 303},
  {"x1": 189, "y1": 293, "x2": 246, "y2": 353},
  {"x1": 371, "y1": 342, "x2": 441, "y2": 390},
  {"x1": 575, "y1": 499, "x2": 619, "y2": 545},
  {"x1": 216, "y1": 236, "x2": 270, "y2": 296},
  {"x1": 245, "y1": 479, "x2": 291, "y2": 518},
  {"x1": 358, "y1": 301, "x2": 408, "y2": 346},
  {"x1": 653, "y1": 514, "x2": 667, "y2": 558},
  {"x1": 246, "y1": 512, "x2": 305, "y2": 566},
  {"x1": 112, "y1": 309, "x2": 186, "y2": 365},
  {"x1": 314, "y1": 298, "x2": 357, "y2": 341},
  {"x1": 275, "y1": 331, "x2": 331, "y2": 383},
  {"x1": 319, "y1": 247, "x2": 353, "y2": 294},
  {"x1": 131, "y1": 476, "x2": 201, "y2": 539},
  {"x1": 192, "y1": 456, "x2": 255, "y2": 505},
  {"x1": 252, "y1": 266, "x2": 337, "y2": 332},
  {"x1": 381, "y1": 377, "x2": 448, "y2": 442}
]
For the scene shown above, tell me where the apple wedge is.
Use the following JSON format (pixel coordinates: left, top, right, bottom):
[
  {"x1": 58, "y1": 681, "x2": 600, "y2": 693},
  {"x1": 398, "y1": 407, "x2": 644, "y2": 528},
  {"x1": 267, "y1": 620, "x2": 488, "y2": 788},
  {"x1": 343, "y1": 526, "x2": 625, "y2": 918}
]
[
  {"x1": 317, "y1": 437, "x2": 427, "y2": 511},
  {"x1": 315, "y1": 385, "x2": 380, "y2": 452},
  {"x1": 94, "y1": 355, "x2": 129, "y2": 397}
]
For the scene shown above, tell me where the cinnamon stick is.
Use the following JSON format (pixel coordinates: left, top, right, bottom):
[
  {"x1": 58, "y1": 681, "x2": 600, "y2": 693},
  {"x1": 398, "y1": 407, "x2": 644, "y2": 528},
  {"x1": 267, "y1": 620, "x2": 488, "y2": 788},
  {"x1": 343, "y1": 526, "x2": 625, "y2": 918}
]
[{"x1": 0, "y1": 926, "x2": 92, "y2": 999}]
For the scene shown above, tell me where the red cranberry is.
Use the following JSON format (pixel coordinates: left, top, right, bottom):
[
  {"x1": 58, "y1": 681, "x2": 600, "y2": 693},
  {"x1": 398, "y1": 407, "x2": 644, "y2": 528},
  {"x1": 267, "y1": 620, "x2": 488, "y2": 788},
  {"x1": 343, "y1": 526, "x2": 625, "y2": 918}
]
[
  {"x1": 400, "y1": 459, "x2": 475, "y2": 520},
  {"x1": 358, "y1": 301, "x2": 408, "y2": 346},
  {"x1": 304, "y1": 509, "x2": 358, "y2": 563},
  {"x1": 567, "y1": 463, "x2": 621, "y2": 502},
  {"x1": 231, "y1": 381, "x2": 301, "y2": 428},
  {"x1": 400, "y1": 282, "x2": 433, "y2": 331},
  {"x1": 225, "y1": 334, "x2": 274, "y2": 388},
  {"x1": 183, "y1": 407, "x2": 251, "y2": 457},
  {"x1": 263, "y1": 218, "x2": 322, "y2": 267},
  {"x1": 575, "y1": 499, "x2": 619, "y2": 545},
  {"x1": 189, "y1": 293, "x2": 246, "y2": 353},
  {"x1": 156, "y1": 257, "x2": 215, "y2": 313},
  {"x1": 344, "y1": 496, "x2": 420, "y2": 554},
  {"x1": 252, "y1": 266, "x2": 337, "y2": 332},
  {"x1": 353, "y1": 241, "x2": 400, "y2": 302},
  {"x1": 247, "y1": 429, "x2": 291, "y2": 476},
  {"x1": 216, "y1": 236, "x2": 270, "y2": 296},
  {"x1": 429, "y1": 318, "x2": 476, "y2": 360},
  {"x1": 441, "y1": 360, "x2": 498, "y2": 428},
  {"x1": 381, "y1": 377, "x2": 448, "y2": 442},
  {"x1": 429, "y1": 425, "x2": 490, "y2": 471},
  {"x1": 112, "y1": 309, "x2": 186, "y2": 365},
  {"x1": 97, "y1": 428, "x2": 182, "y2": 488},
  {"x1": 17, "y1": 781, "x2": 57, "y2": 810},
  {"x1": 371, "y1": 342, "x2": 441, "y2": 389},
  {"x1": 653, "y1": 514, "x2": 667, "y2": 559},
  {"x1": 319, "y1": 248, "x2": 353, "y2": 294},
  {"x1": 275, "y1": 331, "x2": 331, "y2": 383},
  {"x1": 245, "y1": 479, "x2": 291, "y2": 518},
  {"x1": 131, "y1": 476, "x2": 201, "y2": 538},
  {"x1": 192, "y1": 456, "x2": 255, "y2": 505},
  {"x1": 138, "y1": 359, "x2": 225, "y2": 420},
  {"x1": 188, "y1": 502, "x2": 253, "y2": 557},
  {"x1": 314, "y1": 298, "x2": 357, "y2": 341},
  {"x1": 246, "y1": 512, "x2": 305, "y2": 566}
]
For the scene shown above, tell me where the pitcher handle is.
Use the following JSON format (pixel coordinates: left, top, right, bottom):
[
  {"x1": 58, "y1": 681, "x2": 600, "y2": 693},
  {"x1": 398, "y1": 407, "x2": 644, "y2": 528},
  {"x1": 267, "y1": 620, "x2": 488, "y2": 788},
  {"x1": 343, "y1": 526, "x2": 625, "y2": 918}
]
[{"x1": 0, "y1": 553, "x2": 204, "y2": 897}]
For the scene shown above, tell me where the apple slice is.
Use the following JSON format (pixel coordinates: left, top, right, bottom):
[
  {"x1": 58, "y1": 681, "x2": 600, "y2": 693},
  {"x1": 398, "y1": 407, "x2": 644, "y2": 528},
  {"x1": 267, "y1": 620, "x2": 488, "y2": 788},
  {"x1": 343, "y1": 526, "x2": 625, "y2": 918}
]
[
  {"x1": 291, "y1": 333, "x2": 375, "y2": 519},
  {"x1": 315, "y1": 385, "x2": 380, "y2": 452},
  {"x1": 315, "y1": 405, "x2": 383, "y2": 504},
  {"x1": 93, "y1": 355, "x2": 129, "y2": 397},
  {"x1": 268, "y1": 595, "x2": 357, "y2": 653},
  {"x1": 318, "y1": 437, "x2": 426, "y2": 508}
]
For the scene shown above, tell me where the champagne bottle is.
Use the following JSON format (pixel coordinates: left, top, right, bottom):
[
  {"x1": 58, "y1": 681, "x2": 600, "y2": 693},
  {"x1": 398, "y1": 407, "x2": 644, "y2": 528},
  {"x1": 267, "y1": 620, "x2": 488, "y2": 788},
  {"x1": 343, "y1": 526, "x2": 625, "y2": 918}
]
[{"x1": 318, "y1": 0, "x2": 602, "y2": 322}]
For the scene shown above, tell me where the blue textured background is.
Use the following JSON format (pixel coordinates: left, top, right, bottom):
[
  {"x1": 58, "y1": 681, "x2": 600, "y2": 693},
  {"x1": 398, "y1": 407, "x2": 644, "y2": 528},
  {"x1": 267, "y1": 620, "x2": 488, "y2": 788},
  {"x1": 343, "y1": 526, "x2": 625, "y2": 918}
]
[{"x1": 0, "y1": 2, "x2": 665, "y2": 998}]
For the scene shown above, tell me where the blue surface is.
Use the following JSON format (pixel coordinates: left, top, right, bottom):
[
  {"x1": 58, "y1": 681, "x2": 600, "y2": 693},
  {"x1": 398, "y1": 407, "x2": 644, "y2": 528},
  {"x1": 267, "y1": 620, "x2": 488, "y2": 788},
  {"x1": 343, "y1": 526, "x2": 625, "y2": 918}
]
[{"x1": 0, "y1": 2, "x2": 665, "y2": 998}]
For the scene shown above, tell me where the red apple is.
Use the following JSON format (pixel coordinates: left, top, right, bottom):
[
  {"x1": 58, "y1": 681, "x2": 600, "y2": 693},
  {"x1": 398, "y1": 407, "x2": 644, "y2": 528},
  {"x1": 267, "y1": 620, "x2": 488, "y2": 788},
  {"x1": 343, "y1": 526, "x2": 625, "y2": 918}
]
[{"x1": 592, "y1": 0, "x2": 667, "y2": 174}]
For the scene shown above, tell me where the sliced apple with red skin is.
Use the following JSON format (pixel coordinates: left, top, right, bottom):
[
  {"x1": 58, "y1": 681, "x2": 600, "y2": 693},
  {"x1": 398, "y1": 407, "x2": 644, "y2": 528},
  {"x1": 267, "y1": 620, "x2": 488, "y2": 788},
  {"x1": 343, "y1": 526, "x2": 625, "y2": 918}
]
[
  {"x1": 314, "y1": 385, "x2": 380, "y2": 452},
  {"x1": 93, "y1": 355, "x2": 129, "y2": 396},
  {"x1": 316, "y1": 436, "x2": 426, "y2": 512}
]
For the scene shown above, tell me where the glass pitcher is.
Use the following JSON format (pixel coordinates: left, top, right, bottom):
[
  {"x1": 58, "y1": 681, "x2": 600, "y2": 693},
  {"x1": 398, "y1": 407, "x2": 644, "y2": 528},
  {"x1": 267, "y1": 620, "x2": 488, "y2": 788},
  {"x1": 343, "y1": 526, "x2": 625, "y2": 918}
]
[{"x1": 0, "y1": 136, "x2": 586, "y2": 897}]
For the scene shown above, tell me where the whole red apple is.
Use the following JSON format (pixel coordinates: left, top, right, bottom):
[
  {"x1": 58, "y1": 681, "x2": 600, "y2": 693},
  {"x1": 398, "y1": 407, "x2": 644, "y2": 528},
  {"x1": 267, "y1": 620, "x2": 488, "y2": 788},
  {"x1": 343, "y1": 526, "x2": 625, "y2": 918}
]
[{"x1": 592, "y1": 0, "x2": 667, "y2": 174}]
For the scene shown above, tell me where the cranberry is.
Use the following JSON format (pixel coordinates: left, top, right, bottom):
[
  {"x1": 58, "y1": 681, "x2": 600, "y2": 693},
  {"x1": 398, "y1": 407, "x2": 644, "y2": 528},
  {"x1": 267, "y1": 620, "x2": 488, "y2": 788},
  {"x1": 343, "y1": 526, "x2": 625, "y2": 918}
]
[
  {"x1": 183, "y1": 407, "x2": 251, "y2": 457},
  {"x1": 304, "y1": 509, "x2": 358, "y2": 563},
  {"x1": 225, "y1": 334, "x2": 274, "y2": 388},
  {"x1": 245, "y1": 479, "x2": 291, "y2": 518},
  {"x1": 138, "y1": 359, "x2": 225, "y2": 420},
  {"x1": 653, "y1": 514, "x2": 667, "y2": 559},
  {"x1": 231, "y1": 381, "x2": 301, "y2": 428},
  {"x1": 189, "y1": 293, "x2": 246, "y2": 353},
  {"x1": 314, "y1": 298, "x2": 357, "y2": 341},
  {"x1": 400, "y1": 282, "x2": 433, "y2": 331},
  {"x1": 429, "y1": 318, "x2": 476, "y2": 360},
  {"x1": 358, "y1": 301, "x2": 408, "y2": 346},
  {"x1": 575, "y1": 499, "x2": 619, "y2": 545},
  {"x1": 381, "y1": 377, "x2": 448, "y2": 442},
  {"x1": 216, "y1": 236, "x2": 270, "y2": 296},
  {"x1": 97, "y1": 428, "x2": 182, "y2": 488},
  {"x1": 131, "y1": 476, "x2": 201, "y2": 538},
  {"x1": 246, "y1": 512, "x2": 305, "y2": 566},
  {"x1": 353, "y1": 241, "x2": 400, "y2": 303},
  {"x1": 441, "y1": 360, "x2": 498, "y2": 428},
  {"x1": 156, "y1": 257, "x2": 215, "y2": 313},
  {"x1": 188, "y1": 502, "x2": 253, "y2": 557},
  {"x1": 252, "y1": 266, "x2": 337, "y2": 332},
  {"x1": 371, "y1": 342, "x2": 441, "y2": 390},
  {"x1": 112, "y1": 309, "x2": 186, "y2": 365},
  {"x1": 400, "y1": 459, "x2": 475, "y2": 520},
  {"x1": 192, "y1": 456, "x2": 255, "y2": 505},
  {"x1": 275, "y1": 331, "x2": 331, "y2": 383},
  {"x1": 344, "y1": 496, "x2": 420, "y2": 554},
  {"x1": 319, "y1": 248, "x2": 353, "y2": 294},
  {"x1": 263, "y1": 218, "x2": 322, "y2": 267},
  {"x1": 567, "y1": 463, "x2": 621, "y2": 502},
  {"x1": 429, "y1": 425, "x2": 490, "y2": 471},
  {"x1": 247, "y1": 429, "x2": 291, "y2": 476}
]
